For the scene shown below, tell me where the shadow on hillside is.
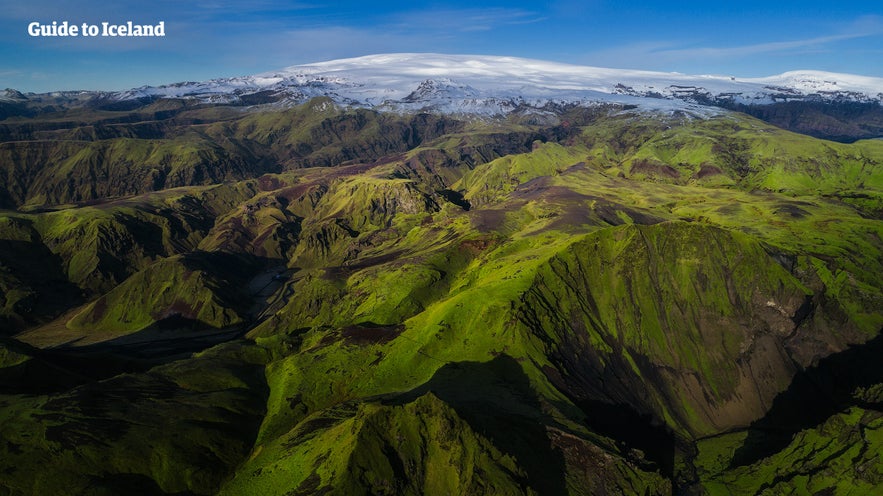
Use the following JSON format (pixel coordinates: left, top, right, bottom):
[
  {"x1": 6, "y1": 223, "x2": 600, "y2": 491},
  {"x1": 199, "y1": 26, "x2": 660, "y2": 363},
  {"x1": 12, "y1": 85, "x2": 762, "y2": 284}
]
[
  {"x1": 0, "y1": 239, "x2": 84, "y2": 336},
  {"x1": 731, "y1": 331, "x2": 883, "y2": 467},
  {"x1": 1, "y1": 252, "x2": 286, "y2": 394},
  {"x1": 0, "y1": 334, "x2": 162, "y2": 395},
  {"x1": 389, "y1": 354, "x2": 568, "y2": 495},
  {"x1": 0, "y1": 328, "x2": 252, "y2": 395},
  {"x1": 574, "y1": 398, "x2": 680, "y2": 476},
  {"x1": 84, "y1": 473, "x2": 194, "y2": 496}
]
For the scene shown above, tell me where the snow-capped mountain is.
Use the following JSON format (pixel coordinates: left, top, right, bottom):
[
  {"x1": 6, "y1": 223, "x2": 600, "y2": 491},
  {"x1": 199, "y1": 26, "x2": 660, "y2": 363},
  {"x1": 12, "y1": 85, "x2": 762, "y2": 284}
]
[{"x1": 107, "y1": 53, "x2": 883, "y2": 115}]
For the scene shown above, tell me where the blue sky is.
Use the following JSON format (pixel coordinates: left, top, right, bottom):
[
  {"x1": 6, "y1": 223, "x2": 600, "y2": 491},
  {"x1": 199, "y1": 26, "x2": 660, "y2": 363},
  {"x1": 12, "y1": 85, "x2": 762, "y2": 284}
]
[{"x1": 2, "y1": 0, "x2": 881, "y2": 92}]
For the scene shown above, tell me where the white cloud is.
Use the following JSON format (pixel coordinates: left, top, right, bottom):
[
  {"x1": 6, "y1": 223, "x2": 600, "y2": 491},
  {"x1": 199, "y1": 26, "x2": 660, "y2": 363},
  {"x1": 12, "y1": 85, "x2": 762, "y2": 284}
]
[
  {"x1": 211, "y1": 8, "x2": 547, "y2": 71},
  {"x1": 218, "y1": 26, "x2": 425, "y2": 72}
]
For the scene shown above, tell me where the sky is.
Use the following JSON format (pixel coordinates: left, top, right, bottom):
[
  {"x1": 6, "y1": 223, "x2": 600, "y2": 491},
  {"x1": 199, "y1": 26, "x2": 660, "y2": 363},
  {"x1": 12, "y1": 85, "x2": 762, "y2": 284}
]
[{"x1": 1, "y1": 0, "x2": 882, "y2": 93}]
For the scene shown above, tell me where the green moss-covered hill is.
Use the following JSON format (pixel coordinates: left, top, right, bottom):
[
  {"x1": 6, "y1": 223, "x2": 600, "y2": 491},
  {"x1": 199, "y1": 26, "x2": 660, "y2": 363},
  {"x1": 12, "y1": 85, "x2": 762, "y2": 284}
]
[{"x1": 1, "y1": 99, "x2": 882, "y2": 495}]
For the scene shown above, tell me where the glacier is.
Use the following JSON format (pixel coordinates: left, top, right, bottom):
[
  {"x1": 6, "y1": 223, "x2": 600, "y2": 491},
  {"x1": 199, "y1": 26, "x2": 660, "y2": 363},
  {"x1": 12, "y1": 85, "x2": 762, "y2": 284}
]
[{"x1": 65, "y1": 53, "x2": 883, "y2": 116}]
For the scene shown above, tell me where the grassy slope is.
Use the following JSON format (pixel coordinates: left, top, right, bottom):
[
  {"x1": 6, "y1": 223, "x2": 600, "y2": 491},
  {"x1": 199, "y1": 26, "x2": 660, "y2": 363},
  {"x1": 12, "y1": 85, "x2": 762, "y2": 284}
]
[
  {"x1": 65, "y1": 252, "x2": 254, "y2": 336},
  {"x1": 0, "y1": 342, "x2": 270, "y2": 495},
  {"x1": 0, "y1": 181, "x2": 258, "y2": 334},
  {"x1": 697, "y1": 407, "x2": 883, "y2": 495}
]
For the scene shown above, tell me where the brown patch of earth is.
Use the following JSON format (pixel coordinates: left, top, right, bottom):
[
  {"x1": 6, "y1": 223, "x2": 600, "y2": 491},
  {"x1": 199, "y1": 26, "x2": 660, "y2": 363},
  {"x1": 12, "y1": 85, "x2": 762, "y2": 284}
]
[
  {"x1": 630, "y1": 159, "x2": 680, "y2": 179},
  {"x1": 257, "y1": 174, "x2": 285, "y2": 191},
  {"x1": 697, "y1": 164, "x2": 724, "y2": 179},
  {"x1": 774, "y1": 204, "x2": 810, "y2": 218},
  {"x1": 341, "y1": 323, "x2": 404, "y2": 345},
  {"x1": 470, "y1": 208, "x2": 507, "y2": 232}
]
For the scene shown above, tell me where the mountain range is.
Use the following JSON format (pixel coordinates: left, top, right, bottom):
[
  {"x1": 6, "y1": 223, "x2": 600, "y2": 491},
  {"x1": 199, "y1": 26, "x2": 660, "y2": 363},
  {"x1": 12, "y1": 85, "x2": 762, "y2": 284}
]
[
  {"x1": 0, "y1": 53, "x2": 882, "y2": 495},
  {"x1": 5, "y1": 53, "x2": 883, "y2": 143},
  {"x1": 48, "y1": 54, "x2": 883, "y2": 107}
]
